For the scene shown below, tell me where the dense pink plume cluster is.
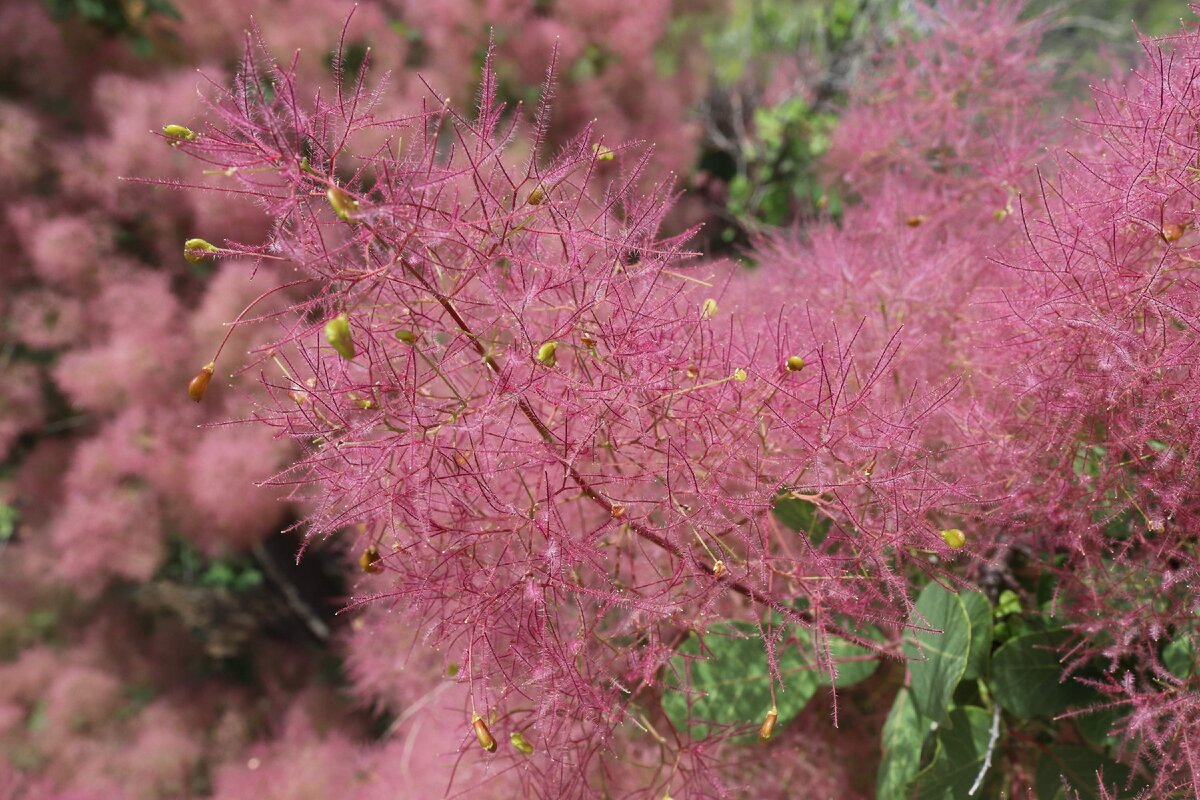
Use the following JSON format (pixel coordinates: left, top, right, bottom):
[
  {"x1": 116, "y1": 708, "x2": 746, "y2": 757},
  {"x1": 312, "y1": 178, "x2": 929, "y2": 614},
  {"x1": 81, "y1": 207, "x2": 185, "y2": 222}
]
[
  {"x1": 757, "y1": 3, "x2": 1200, "y2": 794},
  {"x1": 164, "y1": 25, "x2": 959, "y2": 794},
  {"x1": 0, "y1": 1, "x2": 724, "y2": 797}
]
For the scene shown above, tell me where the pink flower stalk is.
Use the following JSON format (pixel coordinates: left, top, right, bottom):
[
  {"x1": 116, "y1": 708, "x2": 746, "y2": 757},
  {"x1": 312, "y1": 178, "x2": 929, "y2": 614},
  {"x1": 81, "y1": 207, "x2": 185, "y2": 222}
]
[{"x1": 166, "y1": 32, "x2": 951, "y2": 796}]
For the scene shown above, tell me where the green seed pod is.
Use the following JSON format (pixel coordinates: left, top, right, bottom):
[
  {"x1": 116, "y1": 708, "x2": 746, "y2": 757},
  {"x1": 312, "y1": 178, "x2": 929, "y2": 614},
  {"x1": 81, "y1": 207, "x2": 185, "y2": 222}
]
[
  {"x1": 940, "y1": 528, "x2": 966, "y2": 549},
  {"x1": 324, "y1": 314, "x2": 356, "y2": 360},
  {"x1": 733, "y1": 368, "x2": 747, "y2": 382},
  {"x1": 535, "y1": 341, "x2": 557, "y2": 368},
  {"x1": 162, "y1": 124, "x2": 198, "y2": 142},
  {"x1": 527, "y1": 184, "x2": 547, "y2": 205},
  {"x1": 785, "y1": 356, "x2": 805, "y2": 373},
  {"x1": 326, "y1": 186, "x2": 359, "y2": 221},
  {"x1": 183, "y1": 238, "x2": 219, "y2": 264},
  {"x1": 394, "y1": 328, "x2": 418, "y2": 344},
  {"x1": 592, "y1": 143, "x2": 615, "y2": 161},
  {"x1": 700, "y1": 298, "x2": 718, "y2": 320},
  {"x1": 510, "y1": 731, "x2": 534, "y2": 755}
]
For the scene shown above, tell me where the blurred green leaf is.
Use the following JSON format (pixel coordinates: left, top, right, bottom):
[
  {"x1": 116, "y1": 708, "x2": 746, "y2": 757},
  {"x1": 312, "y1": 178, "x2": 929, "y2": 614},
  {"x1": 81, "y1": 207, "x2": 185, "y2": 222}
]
[
  {"x1": 877, "y1": 687, "x2": 927, "y2": 798},
  {"x1": 960, "y1": 590, "x2": 993, "y2": 681},
  {"x1": 991, "y1": 630, "x2": 1095, "y2": 719}
]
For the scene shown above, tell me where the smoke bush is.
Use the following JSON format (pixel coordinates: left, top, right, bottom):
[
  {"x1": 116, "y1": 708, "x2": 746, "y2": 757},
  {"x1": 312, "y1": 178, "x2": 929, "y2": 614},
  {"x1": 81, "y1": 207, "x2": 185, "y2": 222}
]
[{"x1": 163, "y1": 23, "x2": 963, "y2": 795}]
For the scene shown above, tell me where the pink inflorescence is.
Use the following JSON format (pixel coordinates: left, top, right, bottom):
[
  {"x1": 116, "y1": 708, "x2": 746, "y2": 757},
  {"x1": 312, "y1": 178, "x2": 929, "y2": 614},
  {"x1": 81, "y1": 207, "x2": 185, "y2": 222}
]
[{"x1": 169, "y1": 30, "x2": 954, "y2": 796}]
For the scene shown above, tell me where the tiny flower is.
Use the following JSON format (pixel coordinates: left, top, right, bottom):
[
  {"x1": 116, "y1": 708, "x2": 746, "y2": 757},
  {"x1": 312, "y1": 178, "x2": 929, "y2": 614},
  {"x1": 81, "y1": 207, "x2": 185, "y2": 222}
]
[
  {"x1": 326, "y1": 185, "x2": 359, "y2": 221},
  {"x1": 472, "y1": 714, "x2": 497, "y2": 753},
  {"x1": 610, "y1": 503, "x2": 626, "y2": 519},
  {"x1": 940, "y1": 528, "x2": 966, "y2": 549},
  {"x1": 759, "y1": 705, "x2": 778, "y2": 742},
  {"x1": 183, "y1": 238, "x2": 219, "y2": 264},
  {"x1": 700, "y1": 298, "x2": 718, "y2": 319},
  {"x1": 324, "y1": 314, "x2": 355, "y2": 360},
  {"x1": 162, "y1": 124, "x2": 198, "y2": 142},
  {"x1": 591, "y1": 143, "x2": 615, "y2": 161},
  {"x1": 785, "y1": 356, "x2": 805, "y2": 373},
  {"x1": 359, "y1": 544, "x2": 383, "y2": 573},
  {"x1": 187, "y1": 362, "x2": 215, "y2": 402},
  {"x1": 732, "y1": 368, "x2": 748, "y2": 382},
  {"x1": 711, "y1": 560, "x2": 726, "y2": 578},
  {"x1": 510, "y1": 731, "x2": 535, "y2": 754},
  {"x1": 535, "y1": 340, "x2": 557, "y2": 368},
  {"x1": 527, "y1": 184, "x2": 547, "y2": 205}
]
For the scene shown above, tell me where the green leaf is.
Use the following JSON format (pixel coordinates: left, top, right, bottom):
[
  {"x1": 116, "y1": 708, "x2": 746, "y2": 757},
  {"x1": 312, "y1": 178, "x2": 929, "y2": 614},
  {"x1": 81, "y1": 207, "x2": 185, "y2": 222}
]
[
  {"x1": 1035, "y1": 745, "x2": 1138, "y2": 800},
  {"x1": 772, "y1": 494, "x2": 831, "y2": 545},
  {"x1": 903, "y1": 583, "x2": 971, "y2": 723},
  {"x1": 0, "y1": 503, "x2": 17, "y2": 542},
  {"x1": 821, "y1": 628, "x2": 881, "y2": 688},
  {"x1": 662, "y1": 623, "x2": 819, "y2": 739},
  {"x1": 960, "y1": 590, "x2": 993, "y2": 681},
  {"x1": 990, "y1": 630, "x2": 1095, "y2": 719},
  {"x1": 1074, "y1": 705, "x2": 1122, "y2": 749},
  {"x1": 995, "y1": 589, "x2": 1021, "y2": 618},
  {"x1": 876, "y1": 688, "x2": 927, "y2": 799},
  {"x1": 908, "y1": 706, "x2": 996, "y2": 799},
  {"x1": 1163, "y1": 635, "x2": 1196, "y2": 679}
]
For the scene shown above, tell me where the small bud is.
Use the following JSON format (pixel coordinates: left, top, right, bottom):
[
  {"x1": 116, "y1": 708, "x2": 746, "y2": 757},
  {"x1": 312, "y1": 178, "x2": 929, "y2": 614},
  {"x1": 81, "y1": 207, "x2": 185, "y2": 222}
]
[
  {"x1": 527, "y1": 184, "x2": 547, "y2": 205},
  {"x1": 187, "y1": 362, "x2": 215, "y2": 403},
  {"x1": 700, "y1": 298, "x2": 718, "y2": 320},
  {"x1": 905, "y1": 215, "x2": 927, "y2": 227},
  {"x1": 290, "y1": 389, "x2": 308, "y2": 405},
  {"x1": 580, "y1": 333, "x2": 597, "y2": 350},
  {"x1": 1162, "y1": 222, "x2": 1186, "y2": 242},
  {"x1": 733, "y1": 368, "x2": 748, "y2": 382},
  {"x1": 359, "y1": 544, "x2": 383, "y2": 574},
  {"x1": 785, "y1": 356, "x2": 805, "y2": 373},
  {"x1": 685, "y1": 365, "x2": 699, "y2": 379},
  {"x1": 326, "y1": 185, "x2": 359, "y2": 221},
  {"x1": 472, "y1": 714, "x2": 497, "y2": 753},
  {"x1": 535, "y1": 341, "x2": 557, "y2": 368},
  {"x1": 183, "y1": 238, "x2": 219, "y2": 264},
  {"x1": 610, "y1": 503, "x2": 626, "y2": 519},
  {"x1": 759, "y1": 706, "x2": 778, "y2": 742},
  {"x1": 994, "y1": 208, "x2": 1009, "y2": 222},
  {"x1": 592, "y1": 143, "x2": 615, "y2": 161},
  {"x1": 510, "y1": 731, "x2": 535, "y2": 755},
  {"x1": 940, "y1": 528, "x2": 966, "y2": 549},
  {"x1": 162, "y1": 124, "x2": 198, "y2": 142},
  {"x1": 447, "y1": 662, "x2": 460, "y2": 677},
  {"x1": 352, "y1": 395, "x2": 376, "y2": 410},
  {"x1": 711, "y1": 560, "x2": 726, "y2": 578},
  {"x1": 324, "y1": 314, "x2": 355, "y2": 360},
  {"x1": 394, "y1": 328, "x2": 418, "y2": 344}
]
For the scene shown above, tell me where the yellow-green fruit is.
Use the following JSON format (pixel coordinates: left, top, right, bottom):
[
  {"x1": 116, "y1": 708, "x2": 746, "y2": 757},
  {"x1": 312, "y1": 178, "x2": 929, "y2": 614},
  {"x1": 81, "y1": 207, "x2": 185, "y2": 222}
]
[
  {"x1": 700, "y1": 298, "x2": 718, "y2": 319},
  {"x1": 940, "y1": 528, "x2": 966, "y2": 549},
  {"x1": 324, "y1": 314, "x2": 356, "y2": 360},
  {"x1": 162, "y1": 124, "x2": 198, "y2": 142},
  {"x1": 536, "y1": 341, "x2": 557, "y2": 368},
  {"x1": 786, "y1": 356, "x2": 805, "y2": 373},
  {"x1": 183, "y1": 238, "x2": 219, "y2": 264},
  {"x1": 394, "y1": 328, "x2": 418, "y2": 344},
  {"x1": 510, "y1": 731, "x2": 534, "y2": 755},
  {"x1": 326, "y1": 185, "x2": 359, "y2": 221}
]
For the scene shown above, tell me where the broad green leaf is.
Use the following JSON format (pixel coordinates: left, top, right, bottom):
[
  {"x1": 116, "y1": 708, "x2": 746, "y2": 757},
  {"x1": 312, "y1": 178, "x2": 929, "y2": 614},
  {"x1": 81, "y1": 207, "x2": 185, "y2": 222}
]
[
  {"x1": 1035, "y1": 745, "x2": 1138, "y2": 799},
  {"x1": 662, "y1": 623, "x2": 819, "y2": 739},
  {"x1": 960, "y1": 590, "x2": 993, "y2": 681},
  {"x1": 876, "y1": 688, "x2": 927, "y2": 799},
  {"x1": 820, "y1": 628, "x2": 881, "y2": 688},
  {"x1": 772, "y1": 494, "x2": 831, "y2": 545},
  {"x1": 903, "y1": 584, "x2": 971, "y2": 723},
  {"x1": 990, "y1": 630, "x2": 1094, "y2": 719},
  {"x1": 1163, "y1": 635, "x2": 1196, "y2": 679},
  {"x1": 1075, "y1": 705, "x2": 1122, "y2": 748},
  {"x1": 908, "y1": 706, "x2": 996, "y2": 799}
]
